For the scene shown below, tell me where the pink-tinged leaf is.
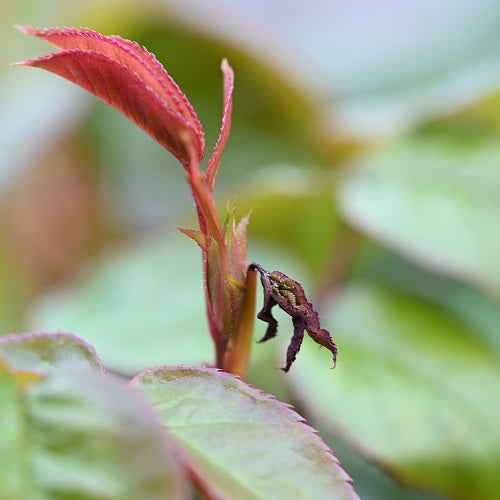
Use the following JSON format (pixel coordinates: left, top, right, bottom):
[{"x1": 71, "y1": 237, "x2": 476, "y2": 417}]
[
  {"x1": 178, "y1": 227, "x2": 207, "y2": 249},
  {"x1": 133, "y1": 365, "x2": 358, "y2": 500},
  {"x1": 224, "y1": 206, "x2": 249, "y2": 283},
  {"x1": 0, "y1": 331, "x2": 103, "y2": 373},
  {"x1": 206, "y1": 59, "x2": 234, "y2": 191},
  {"x1": 16, "y1": 26, "x2": 204, "y2": 148},
  {"x1": 15, "y1": 25, "x2": 204, "y2": 166}
]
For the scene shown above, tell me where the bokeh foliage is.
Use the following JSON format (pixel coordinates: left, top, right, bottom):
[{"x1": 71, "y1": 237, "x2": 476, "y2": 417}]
[{"x1": 1, "y1": 1, "x2": 500, "y2": 498}]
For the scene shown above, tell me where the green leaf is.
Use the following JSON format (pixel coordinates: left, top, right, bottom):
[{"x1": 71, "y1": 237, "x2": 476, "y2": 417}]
[
  {"x1": 0, "y1": 367, "x2": 189, "y2": 499},
  {"x1": 0, "y1": 369, "x2": 29, "y2": 499},
  {"x1": 339, "y1": 137, "x2": 500, "y2": 296},
  {"x1": 0, "y1": 332, "x2": 103, "y2": 374},
  {"x1": 350, "y1": 246, "x2": 500, "y2": 355},
  {"x1": 289, "y1": 283, "x2": 500, "y2": 499},
  {"x1": 133, "y1": 366, "x2": 358, "y2": 500},
  {"x1": 28, "y1": 237, "x2": 212, "y2": 373}
]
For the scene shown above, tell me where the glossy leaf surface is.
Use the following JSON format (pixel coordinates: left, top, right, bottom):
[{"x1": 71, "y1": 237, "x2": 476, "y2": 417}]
[{"x1": 134, "y1": 365, "x2": 358, "y2": 500}]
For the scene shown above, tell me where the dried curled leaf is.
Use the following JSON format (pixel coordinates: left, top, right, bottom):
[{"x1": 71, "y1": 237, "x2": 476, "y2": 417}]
[{"x1": 250, "y1": 263, "x2": 337, "y2": 372}]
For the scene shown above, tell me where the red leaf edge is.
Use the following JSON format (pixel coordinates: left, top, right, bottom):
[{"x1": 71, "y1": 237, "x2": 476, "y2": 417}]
[
  {"x1": 14, "y1": 25, "x2": 205, "y2": 166},
  {"x1": 206, "y1": 59, "x2": 234, "y2": 190}
]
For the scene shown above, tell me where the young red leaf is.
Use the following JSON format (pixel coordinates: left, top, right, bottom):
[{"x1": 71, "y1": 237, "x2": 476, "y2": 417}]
[
  {"x1": 15, "y1": 25, "x2": 252, "y2": 376},
  {"x1": 178, "y1": 227, "x2": 207, "y2": 250},
  {"x1": 15, "y1": 25, "x2": 204, "y2": 167},
  {"x1": 206, "y1": 59, "x2": 234, "y2": 191}
]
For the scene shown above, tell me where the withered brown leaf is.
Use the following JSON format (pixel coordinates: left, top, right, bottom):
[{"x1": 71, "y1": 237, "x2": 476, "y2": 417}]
[{"x1": 249, "y1": 263, "x2": 337, "y2": 372}]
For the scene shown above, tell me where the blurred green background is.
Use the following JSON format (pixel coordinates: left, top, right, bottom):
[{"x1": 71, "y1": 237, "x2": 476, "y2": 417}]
[{"x1": 1, "y1": 1, "x2": 500, "y2": 498}]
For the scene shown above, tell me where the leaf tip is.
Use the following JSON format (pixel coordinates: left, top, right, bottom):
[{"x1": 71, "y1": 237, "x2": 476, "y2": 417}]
[
  {"x1": 14, "y1": 23, "x2": 32, "y2": 34},
  {"x1": 221, "y1": 57, "x2": 231, "y2": 73},
  {"x1": 11, "y1": 25, "x2": 36, "y2": 66}
]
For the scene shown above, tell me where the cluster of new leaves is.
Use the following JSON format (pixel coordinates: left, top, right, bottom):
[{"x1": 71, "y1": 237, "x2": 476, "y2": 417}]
[
  {"x1": 15, "y1": 24, "x2": 336, "y2": 375},
  {"x1": 4, "y1": 25, "x2": 353, "y2": 499},
  {"x1": 14, "y1": 25, "x2": 243, "y2": 368}
]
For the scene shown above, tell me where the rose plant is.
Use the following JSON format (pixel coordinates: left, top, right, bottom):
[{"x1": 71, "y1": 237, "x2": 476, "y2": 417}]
[{"x1": 0, "y1": 26, "x2": 356, "y2": 499}]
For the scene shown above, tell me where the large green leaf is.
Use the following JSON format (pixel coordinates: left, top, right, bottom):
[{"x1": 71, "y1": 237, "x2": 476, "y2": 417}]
[
  {"x1": 133, "y1": 366, "x2": 358, "y2": 500},
  {"x1": 0, "y1": 368, "x2": 28, "y2": 498},
  {"x1": 289, "y1": 283, "x2": 500, "y2": 499},
  {"x1": 349, "y1": 245, "x2": 500, "y2": 356},
  {"x1": 339, "y1": 137, "x2": 500, "y2": 296},
  {"x1": 0, "y1": 367, "x2": 189, "y2": 499},
  {"x1": 0, "y1": 332, "x2": 103, "y2": 373}
]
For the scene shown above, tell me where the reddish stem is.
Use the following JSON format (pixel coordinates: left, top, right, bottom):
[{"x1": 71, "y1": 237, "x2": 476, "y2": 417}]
[{"x1": 185, "y1": 144, "x2": 233, "y2": 367}]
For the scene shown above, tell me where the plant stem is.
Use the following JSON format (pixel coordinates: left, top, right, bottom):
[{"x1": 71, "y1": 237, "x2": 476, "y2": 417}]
[{"x1": 223, "y1": 267, "x2": 257, "y2": 378}]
